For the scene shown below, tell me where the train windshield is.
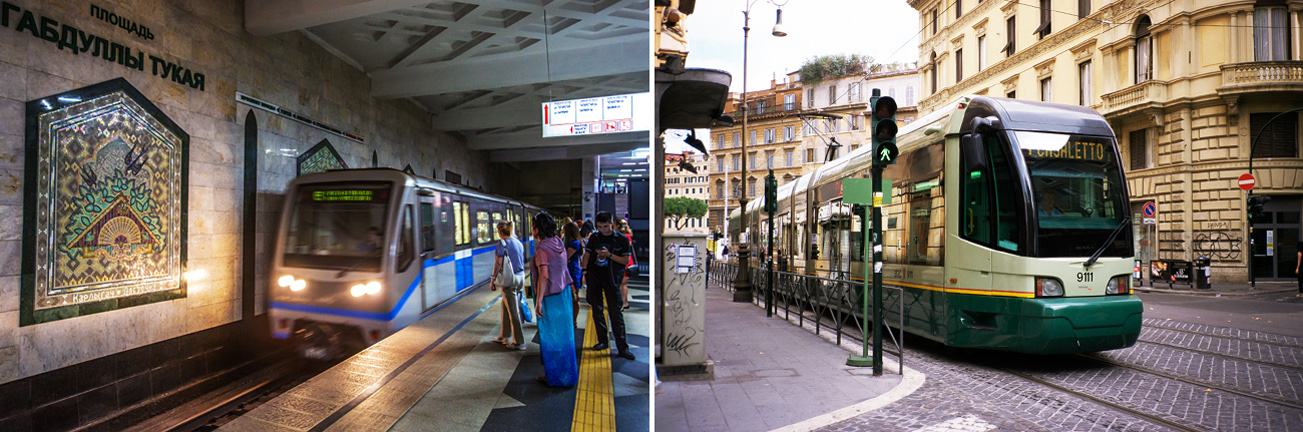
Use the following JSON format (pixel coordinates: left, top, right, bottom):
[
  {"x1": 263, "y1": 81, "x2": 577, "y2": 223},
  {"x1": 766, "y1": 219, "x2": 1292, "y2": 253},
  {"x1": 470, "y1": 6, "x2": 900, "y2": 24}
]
[
  {"x1": 1017, "y1": 132, "x2": 1132, "y2": 258},
  {"x1": 283, "y1": 182, "x2": 393, "y2": 271}
]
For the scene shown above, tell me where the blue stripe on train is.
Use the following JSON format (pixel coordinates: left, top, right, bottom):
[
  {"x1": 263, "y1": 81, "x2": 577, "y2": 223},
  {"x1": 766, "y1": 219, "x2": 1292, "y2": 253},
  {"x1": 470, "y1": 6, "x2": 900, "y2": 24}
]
[{"x1": 272, "y1": 244, "x2": 497, "y2": 322}]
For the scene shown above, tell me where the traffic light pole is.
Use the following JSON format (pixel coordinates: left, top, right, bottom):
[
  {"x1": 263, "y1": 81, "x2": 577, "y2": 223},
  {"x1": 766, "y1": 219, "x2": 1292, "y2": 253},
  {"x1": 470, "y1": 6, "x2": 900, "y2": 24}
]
[
  {"x1": 766, "y1": 170, "x2": 776, "y2": 317},
  {"x1": 847, "y1": 166, "x2": 883, "y2": 376}
]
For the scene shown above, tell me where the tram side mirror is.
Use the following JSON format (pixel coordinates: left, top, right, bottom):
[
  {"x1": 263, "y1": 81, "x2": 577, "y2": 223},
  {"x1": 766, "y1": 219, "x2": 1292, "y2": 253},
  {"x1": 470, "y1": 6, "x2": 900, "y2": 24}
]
[
  {"x1": 961, "y1": 133, "x2": 989, "y2": 173},
  {"x1": 963, "y1": 116, "x2": 999, "y2": 173}
]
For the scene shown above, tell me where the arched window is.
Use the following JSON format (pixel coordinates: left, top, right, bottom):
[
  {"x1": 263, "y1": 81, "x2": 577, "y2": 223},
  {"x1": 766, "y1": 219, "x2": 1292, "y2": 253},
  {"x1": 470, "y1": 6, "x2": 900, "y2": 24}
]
[{"x1": 1134, "y1": 16, "x2": 1152, "y2": 84}]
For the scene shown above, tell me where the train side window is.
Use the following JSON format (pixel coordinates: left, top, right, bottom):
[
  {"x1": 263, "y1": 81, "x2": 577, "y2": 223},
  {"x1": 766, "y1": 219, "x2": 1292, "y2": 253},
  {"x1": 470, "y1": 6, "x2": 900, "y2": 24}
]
[
  {"x1": 452, "y1": 202, "x2": 462, "y2": 245},
  {"x1": 420, "y1": 201, "x2": 435, "y2": 253},
  {"x1": 461, "y1": 202, "x2": 471, "y2": 245},
  {"x1": 477, "y1": 210, "x2": 493, "y2": 244},
  {"x1": 397, "y1": 205, "x2": 415, "y2": 271}
]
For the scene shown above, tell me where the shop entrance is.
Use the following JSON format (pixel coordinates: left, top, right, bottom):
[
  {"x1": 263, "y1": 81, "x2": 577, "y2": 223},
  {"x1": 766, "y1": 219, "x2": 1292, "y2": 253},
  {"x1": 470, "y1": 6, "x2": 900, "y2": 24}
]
[{"x1": 1251, "y1": 196, "x2": 1302, "y2": 280}]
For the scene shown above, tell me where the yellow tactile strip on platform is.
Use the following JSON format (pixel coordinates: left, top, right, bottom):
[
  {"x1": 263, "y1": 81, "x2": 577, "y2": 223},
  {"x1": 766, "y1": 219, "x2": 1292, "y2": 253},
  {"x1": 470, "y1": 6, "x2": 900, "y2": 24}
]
[{"x1": 571, "y1": 309, "x2": 616, "y2": 432}]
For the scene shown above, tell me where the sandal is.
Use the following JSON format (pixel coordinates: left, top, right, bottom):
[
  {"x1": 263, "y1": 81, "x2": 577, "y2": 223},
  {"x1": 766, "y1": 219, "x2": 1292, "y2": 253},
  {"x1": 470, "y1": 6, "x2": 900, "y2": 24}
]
[{"x1": 493, "y1": 336, "x2": 509, "y2": 344}]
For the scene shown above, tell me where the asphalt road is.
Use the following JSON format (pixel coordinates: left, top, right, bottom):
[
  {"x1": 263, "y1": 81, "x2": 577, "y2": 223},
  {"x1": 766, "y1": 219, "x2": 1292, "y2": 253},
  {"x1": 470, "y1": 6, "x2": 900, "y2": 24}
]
[{"x1": 1138, "y1": 291, "x2": 1303, "y2": 338}]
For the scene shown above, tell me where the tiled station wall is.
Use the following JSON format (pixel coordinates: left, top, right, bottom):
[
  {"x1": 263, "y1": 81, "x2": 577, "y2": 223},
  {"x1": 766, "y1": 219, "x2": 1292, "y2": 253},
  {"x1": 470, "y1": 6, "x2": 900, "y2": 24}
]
[{"x1": 0, "y1": 0, "x2": 491, "y2": 430}]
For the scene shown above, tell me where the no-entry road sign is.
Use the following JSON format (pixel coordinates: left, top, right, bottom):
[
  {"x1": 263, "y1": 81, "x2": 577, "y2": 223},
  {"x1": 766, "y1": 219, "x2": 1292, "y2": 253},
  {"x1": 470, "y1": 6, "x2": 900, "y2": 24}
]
[{"x1": 1238, "y1": 173, "x2": 1256, "y2": 191}]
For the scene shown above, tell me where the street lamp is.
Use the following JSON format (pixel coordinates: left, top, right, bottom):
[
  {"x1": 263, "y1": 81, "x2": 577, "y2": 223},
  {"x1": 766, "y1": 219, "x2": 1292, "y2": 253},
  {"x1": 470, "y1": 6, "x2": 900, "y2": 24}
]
[{"x1": 734, "y1": 0, "x2": 788, "y2": 303}]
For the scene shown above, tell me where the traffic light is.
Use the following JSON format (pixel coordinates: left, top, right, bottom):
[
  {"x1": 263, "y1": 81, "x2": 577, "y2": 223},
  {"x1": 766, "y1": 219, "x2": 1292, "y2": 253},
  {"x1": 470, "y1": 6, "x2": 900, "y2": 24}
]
[
  {"x1": 1247, "y1": 195, "x2": 1271, "y2": 221},
  {"x1": 764, "y1": 170, "x2": 778, "y2": 214},
  {"x1": 870, "y1": 90, "x2": 898, "y2": 166}
]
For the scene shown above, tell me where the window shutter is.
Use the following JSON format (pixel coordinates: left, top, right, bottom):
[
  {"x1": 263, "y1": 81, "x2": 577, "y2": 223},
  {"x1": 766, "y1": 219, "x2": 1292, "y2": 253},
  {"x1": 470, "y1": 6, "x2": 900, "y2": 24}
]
[
  {"x1": 1251, "y1": 113, "x2": 1299, "y2": 158},
  {"x1": 1129, "y1": 129, "x2": 1147, "y2": 170}
]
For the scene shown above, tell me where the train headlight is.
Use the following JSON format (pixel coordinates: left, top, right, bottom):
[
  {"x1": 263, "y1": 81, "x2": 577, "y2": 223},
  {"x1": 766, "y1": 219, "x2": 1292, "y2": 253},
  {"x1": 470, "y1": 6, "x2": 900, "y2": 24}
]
[
  {"x1": 365, "y1": 281, "x2": 381, "y2": 295},
  {"x1": 290, "y1": 279, "x2": 306, "y2": 292},
  {"x1": 278, "y1": 275, "x2": 295, "y2": 287},
  {"x1": 1106, "y1": 275, "x2": 1130, "y2": 295},
  {"x1": 350, "y1": 284, "x2": 367, "y2": 297},
  {"x1": 1035, "y1": 277, "x2": 1064, "y2": 297}
]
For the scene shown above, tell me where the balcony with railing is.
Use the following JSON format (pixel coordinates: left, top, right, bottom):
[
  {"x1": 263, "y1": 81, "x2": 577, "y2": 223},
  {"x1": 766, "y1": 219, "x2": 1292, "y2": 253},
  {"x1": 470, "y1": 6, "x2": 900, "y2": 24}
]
[
  {"x1": 1219, "y1": 61, "x2": 1303, "y2": 96},
  {"x1": 1101, "y1": 80, "x2": 1167, "y2": 116},
  {"x1": 730, "y1": 97, "x2": 801, "y2": 118}
]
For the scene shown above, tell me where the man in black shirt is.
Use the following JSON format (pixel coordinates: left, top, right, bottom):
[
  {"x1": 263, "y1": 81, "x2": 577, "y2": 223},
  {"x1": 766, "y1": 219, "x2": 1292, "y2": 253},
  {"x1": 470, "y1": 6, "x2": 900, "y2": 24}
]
[{"x1": 581, "y1": 211, "x2": 635, "y2": 360}]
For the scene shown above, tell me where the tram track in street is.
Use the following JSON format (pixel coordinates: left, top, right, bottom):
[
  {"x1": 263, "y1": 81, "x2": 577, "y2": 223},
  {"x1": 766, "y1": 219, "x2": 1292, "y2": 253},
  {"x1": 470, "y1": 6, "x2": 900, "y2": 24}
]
[
  {"x1": 1076, "y1": 352, "x2": 1303, "y2": 412},
  {"x1": 1141, "y1": 321, "x2": 1303, "y2": 352},
  {"x1": 1132, "y1": 337, "x2": 1303, "y2": 374}
]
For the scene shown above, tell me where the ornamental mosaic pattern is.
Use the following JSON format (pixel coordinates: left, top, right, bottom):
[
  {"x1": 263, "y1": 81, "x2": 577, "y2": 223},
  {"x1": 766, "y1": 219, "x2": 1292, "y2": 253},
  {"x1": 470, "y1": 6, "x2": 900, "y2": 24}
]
[
  {"x1": 22, "y1": 79, "x2": 188, "y2": 325},
  {"x1": 296, "y1": 139, "x2": 347, "y2": 176}
]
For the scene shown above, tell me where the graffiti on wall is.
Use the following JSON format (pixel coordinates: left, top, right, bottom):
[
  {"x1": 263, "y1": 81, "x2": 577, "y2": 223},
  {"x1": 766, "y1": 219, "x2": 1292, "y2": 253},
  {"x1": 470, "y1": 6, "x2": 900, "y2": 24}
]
[
  {"x1": 662, "y1": 242, "x2": 705, "y2": 360},
  {"x1": 1194, "y1": 231, "x2": 1243, "y2": 261},
  {"x1": 21, "y1": 78, "x2": 189, "y2": 326}
]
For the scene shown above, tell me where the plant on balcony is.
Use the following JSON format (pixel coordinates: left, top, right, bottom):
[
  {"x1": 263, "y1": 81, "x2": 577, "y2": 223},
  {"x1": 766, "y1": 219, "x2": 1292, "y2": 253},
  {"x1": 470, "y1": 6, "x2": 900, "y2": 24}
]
[{"x1": 799, "y1": 53, "x2": 879, "y2": 85}]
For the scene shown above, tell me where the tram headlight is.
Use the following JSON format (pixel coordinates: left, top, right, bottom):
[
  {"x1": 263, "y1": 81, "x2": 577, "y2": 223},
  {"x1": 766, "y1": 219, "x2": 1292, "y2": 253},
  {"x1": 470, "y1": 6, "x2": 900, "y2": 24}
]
[
  {"x1": 365, "y1": 281, "x2": 382, "y2": 295},
  {"x1": 351, "y1": 282, "x2": 382, "y2": 297},
  {"x1": 1035, "y1": 277, "x2": 1064, "y2": 297},
  {"x1": 278, "y1": 275, "x2": 295, "y2": 287},
  {"x1": 290, "y1": 279, "x2": 306, "y2": 292},
  {"x1": 350, "y1": 284, "x2": 367, "y2": 297},
  {"x1": 1106, "y1": 275, "x2": 1130, "y2": 295}
]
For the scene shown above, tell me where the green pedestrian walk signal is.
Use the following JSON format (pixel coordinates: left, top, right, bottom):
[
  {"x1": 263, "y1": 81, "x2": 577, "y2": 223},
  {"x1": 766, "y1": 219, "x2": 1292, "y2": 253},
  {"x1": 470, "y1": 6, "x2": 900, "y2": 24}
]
[{"x1": 870, "y1": 91, "x2": 898, "y2": 166}]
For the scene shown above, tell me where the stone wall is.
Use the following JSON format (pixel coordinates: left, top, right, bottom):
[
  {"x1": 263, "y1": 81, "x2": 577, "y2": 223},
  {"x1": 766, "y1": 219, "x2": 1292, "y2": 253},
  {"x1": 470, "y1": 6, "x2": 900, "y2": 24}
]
[{"x1": 0, "y1": 0, "x2": 492, "y2": 429}]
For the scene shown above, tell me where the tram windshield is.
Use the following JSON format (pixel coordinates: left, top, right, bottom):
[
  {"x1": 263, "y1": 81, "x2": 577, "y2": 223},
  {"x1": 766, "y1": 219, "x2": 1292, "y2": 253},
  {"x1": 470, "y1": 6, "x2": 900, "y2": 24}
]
[
  {"x1": 283, "y1": 182, "x2": 393, "y2": 271},
  {"x1": 1016, "y1": 132, "x2": 1132, "y2": 258}
]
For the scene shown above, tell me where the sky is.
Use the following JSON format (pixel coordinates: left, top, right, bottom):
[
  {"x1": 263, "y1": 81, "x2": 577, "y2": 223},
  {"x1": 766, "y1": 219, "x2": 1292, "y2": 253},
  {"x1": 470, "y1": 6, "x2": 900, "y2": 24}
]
[{"x1": 664, "y1": 0, "x2": 922, "y2": 154}]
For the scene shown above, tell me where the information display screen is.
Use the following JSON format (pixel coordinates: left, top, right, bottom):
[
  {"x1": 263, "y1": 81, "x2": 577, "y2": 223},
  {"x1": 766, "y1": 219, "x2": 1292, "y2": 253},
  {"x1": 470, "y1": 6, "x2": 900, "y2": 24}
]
[{"x1": 542, "y1": 92, "x2": 651, "y2": 137}]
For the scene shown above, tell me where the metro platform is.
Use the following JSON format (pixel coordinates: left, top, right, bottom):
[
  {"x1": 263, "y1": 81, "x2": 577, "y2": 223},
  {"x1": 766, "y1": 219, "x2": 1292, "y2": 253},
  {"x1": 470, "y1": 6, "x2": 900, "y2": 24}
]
[{"x1": 216, "y1": 278, "x2": 651, "y2": 432}]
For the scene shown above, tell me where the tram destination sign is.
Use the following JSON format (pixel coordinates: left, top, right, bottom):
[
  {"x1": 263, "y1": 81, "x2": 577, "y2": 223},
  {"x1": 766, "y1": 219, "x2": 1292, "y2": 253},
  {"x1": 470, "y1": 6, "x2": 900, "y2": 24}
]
[
  {"x1": 1023, "y1": 140, "x2": 1110, "y2": 162},
  {"x1": 542, "y1": 92, "x2": 651, "y2": 137}
]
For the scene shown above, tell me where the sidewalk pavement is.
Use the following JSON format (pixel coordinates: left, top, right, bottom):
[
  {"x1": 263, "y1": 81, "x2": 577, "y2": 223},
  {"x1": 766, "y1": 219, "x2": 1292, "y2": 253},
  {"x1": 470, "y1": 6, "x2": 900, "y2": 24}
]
[
  {"x1": 1133, "y1": 279, "x2": 1299, "y2": 296},
  {"x1": 655, "y1": 287, "x2": 910, "y2": 432}
]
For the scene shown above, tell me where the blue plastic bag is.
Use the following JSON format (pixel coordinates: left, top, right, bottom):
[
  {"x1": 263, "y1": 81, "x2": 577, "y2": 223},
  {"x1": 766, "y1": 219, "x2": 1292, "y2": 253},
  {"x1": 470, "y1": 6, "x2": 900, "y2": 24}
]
[{"x1": 520, "y1": 296, "x2": 534, "y2": 323}]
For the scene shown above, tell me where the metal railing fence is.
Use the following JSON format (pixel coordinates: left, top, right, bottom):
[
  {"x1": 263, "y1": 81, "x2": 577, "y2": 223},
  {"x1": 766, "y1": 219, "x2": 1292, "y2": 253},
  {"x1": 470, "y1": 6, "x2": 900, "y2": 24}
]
[{"x1": 710, "y1": 261, "x2": 904, "y2": 374}]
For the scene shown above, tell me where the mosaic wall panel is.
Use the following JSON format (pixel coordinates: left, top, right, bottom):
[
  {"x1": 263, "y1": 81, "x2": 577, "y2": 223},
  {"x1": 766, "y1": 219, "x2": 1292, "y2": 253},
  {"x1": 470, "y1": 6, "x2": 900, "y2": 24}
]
[
  {"x1": 296, "y1": 139, "x2": 347, "y2": 176},
  {"x1": 21, "y1": 78, "x2": 189, "y2": 326}
]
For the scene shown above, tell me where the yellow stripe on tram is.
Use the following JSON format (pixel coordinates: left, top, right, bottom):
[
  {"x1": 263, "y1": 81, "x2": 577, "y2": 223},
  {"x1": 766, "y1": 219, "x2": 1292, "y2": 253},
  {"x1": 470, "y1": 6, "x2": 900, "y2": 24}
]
[{"x1": 571, "y1": 308, "x2": 616, "y2": 432}]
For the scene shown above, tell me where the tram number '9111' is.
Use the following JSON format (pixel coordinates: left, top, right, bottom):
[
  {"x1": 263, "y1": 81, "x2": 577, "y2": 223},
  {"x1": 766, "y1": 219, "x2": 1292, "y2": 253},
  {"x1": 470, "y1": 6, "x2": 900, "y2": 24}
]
[{"x1": 1077, "y1": 272, "x2": 1094, "y2": 283}]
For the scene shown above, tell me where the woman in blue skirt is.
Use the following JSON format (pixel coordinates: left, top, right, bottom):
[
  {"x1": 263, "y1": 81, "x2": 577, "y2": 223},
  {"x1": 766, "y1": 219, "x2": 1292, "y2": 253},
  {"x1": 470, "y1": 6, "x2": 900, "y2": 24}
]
[{"x1": 531, "y1": 213, "x2": 578, "y2": 387}]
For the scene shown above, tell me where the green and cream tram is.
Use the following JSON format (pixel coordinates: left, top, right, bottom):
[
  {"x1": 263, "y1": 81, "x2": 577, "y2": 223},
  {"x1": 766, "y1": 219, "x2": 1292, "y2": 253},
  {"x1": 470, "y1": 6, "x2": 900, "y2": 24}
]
[{"x1": 732, "y1": 96, "x2": 1141, "y2": 354}]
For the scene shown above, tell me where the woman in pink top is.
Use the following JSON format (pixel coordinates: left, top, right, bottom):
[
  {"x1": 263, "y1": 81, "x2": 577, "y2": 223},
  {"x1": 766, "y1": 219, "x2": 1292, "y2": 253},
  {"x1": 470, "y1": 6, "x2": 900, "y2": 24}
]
[{"x1": 531, "y1": 213, "x2": 578, "y2": 387}]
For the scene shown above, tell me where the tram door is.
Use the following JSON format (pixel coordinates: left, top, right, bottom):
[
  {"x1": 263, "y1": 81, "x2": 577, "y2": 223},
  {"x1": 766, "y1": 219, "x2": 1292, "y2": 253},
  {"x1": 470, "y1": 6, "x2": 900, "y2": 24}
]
[{"x1": 1251, "y1": 196, "x2": 1301, "y2": 280}]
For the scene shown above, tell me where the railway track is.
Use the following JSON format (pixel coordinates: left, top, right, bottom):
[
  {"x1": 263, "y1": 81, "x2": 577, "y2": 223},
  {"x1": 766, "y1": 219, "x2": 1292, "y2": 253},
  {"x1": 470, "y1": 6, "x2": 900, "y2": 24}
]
[
  {"x1": 125, "y1": 356, "x2": 340, "y2": 432},
  {"x1": 1142, "y1": 320, "x2": 1303, "y2": 352}
]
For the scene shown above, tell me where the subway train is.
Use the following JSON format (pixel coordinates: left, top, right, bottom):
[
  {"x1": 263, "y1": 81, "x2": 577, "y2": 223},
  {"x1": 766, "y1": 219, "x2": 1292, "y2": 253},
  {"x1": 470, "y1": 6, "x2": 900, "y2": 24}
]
[
  {"x1": 732, "y1": 96, "x2": 1142, "y2": 354},
  {"x1": 268, "y1": 168, "x2": 544, "y2": 358}
]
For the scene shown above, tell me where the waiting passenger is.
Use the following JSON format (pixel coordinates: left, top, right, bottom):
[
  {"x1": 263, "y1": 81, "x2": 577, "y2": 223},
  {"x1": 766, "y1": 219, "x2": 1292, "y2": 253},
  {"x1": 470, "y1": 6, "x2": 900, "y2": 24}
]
[
  {"x1": 564, "y1": 222, "x2": 585, "y2": 327},
  {"x1": 491, "y1": 221, "x2": 527, "y2": 350},
  {"x1": 531, "y1": 213, "x2": 578, "y2": 386}
]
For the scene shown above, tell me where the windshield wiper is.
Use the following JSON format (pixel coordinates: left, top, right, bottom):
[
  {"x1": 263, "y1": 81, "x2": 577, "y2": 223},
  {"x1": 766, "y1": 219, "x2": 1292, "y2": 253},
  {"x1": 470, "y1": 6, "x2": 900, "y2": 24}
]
[{"x1": 1083, "y1": 217, "x2": 1129, "y2": 268}]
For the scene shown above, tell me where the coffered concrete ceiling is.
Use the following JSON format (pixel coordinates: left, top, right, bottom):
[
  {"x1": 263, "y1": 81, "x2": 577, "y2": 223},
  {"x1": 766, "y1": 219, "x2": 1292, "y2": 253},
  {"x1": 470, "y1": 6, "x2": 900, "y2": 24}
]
[{"x1": 246, "y1": 0, "x2": 650, "y2": 160}]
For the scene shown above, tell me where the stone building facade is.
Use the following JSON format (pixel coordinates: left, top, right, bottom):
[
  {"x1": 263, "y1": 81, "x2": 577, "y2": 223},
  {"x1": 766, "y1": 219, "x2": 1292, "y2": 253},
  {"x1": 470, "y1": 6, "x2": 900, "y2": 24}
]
[
  {"x1": 910, "y1": 0, "x2": 1303, "y2": 283},
  {"x1": 665, "y1": 151, "x2": 710, "y2": 232},
  {"x1": 0, "y1": 0, "x2": 492, "y2": 428},
  {"x1": 799, "y1": 67, "x2": 921, "y2": 176},
  {"x1": 706, "y1": 72, "x2": 804, "y2": 231}
]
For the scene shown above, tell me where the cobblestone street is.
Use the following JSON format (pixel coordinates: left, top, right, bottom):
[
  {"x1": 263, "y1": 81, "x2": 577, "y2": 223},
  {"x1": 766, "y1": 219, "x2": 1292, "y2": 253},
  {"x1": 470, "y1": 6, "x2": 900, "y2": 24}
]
[{"x1": 808, "y1": 294, "x2": 1303, "y2": 432}]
